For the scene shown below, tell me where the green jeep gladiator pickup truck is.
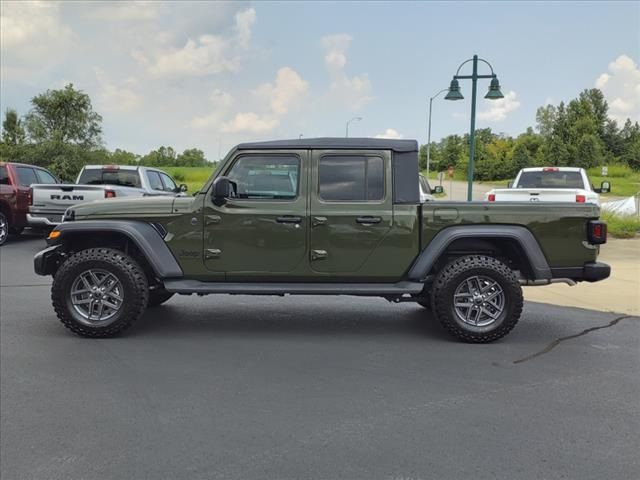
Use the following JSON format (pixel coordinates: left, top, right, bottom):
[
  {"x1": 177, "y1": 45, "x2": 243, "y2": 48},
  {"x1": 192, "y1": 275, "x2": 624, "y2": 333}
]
[{"x1": 34, "y1": 138, "x2": 610, "y2": 342}]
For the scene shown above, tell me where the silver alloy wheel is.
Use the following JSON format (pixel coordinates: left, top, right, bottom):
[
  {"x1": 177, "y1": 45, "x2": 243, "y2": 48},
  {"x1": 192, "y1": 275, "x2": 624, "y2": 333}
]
[
  {"x1": 70, "y1": 269, "x2": 124, "y2": 326},
  {"x1": 453, "y1": 275, "x2": 505, "y2": 327},
  {"x1": 0, "y1": 214, "x2": 7, "y2": 244}
]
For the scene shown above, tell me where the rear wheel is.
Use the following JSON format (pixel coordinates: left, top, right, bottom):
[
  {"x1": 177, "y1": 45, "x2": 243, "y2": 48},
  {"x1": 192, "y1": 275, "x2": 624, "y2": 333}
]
[
  {"x1": 432, "y1": 255, "x2": 523, "y2": 343},
  {"x1": 51, "y1": 248, "x2": 149, "y2": 337},
  {"x1": 0, "y1": 212, "x2": 8, "y2": 245}
]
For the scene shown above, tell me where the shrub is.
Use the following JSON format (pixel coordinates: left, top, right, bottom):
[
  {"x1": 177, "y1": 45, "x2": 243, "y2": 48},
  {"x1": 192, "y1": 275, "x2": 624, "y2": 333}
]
[{"x1": 601, "y1": 211, "x2": 640, "y2": 238}]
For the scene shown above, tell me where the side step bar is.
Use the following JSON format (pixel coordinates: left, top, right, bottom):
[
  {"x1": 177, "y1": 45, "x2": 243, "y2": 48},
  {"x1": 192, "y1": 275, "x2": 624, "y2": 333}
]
[{"x1": 163, "y1": 280, "x2": 424, "y2": 296}]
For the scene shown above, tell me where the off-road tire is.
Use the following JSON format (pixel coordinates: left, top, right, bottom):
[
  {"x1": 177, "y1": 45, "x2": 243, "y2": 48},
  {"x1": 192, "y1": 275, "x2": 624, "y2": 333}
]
[
  {"x1": 0, "y1": 212, "x2": 9, "y2": 246},
  {"x1": 52, "y1": 248, "x2": 149, "y2": 337},
  {"x1": 432, "y1": 255, "x2": 523, "y2": 343},
  {"x1": 148, "y1": 289, "x2": 174, "y2": 307}
]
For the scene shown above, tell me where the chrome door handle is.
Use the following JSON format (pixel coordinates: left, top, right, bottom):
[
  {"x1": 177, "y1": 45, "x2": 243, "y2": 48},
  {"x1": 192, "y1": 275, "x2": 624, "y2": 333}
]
[
  {"x1": 356, "y1": 216, "x2": 382, "y2": 225},
  {"x1": 310, "y1": 249, "x2": 328, "y2": 261},
  {"x1": 205, "y1": 248, "x2": 221, "y2": 259},
  {"x1": 312, "y1": 216, "x2": 327, "y2": 227},
  {"x1": 276, "y1": 215, "x2": 302, "y2": 224}
]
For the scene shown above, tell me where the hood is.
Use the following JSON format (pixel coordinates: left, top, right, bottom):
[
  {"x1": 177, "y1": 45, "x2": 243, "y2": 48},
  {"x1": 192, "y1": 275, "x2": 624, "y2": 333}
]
[{"x1": 69, "y1": 195, "x2": 195, "y2": 220}]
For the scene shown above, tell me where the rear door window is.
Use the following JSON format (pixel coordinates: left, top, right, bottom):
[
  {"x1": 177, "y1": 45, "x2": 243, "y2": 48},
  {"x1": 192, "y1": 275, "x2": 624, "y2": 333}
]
[
  {"x1": 15, "y1": 166, "x2": 38, "y2": 186},
  {"x1": 319, "y1": 156, "x2": 384, "y2": 201},
  {"x1": 35, "y1": 169, "x2": 58, "y2": 184},
  {"x1": 0, "y1": 166, "x2": 9, "y2": 185}
]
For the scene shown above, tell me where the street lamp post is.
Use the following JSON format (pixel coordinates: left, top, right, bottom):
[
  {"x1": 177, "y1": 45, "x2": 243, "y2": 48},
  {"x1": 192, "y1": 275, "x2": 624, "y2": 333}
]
[
  {"x1": 426, "y1": 88, "x2": 449, "y2": 178},
  {"x1": 444, "y1": 54, "x2": 504, "y2": 201},
  {"x1": 345, "y1": 116, "x2": 362, "y2": 138}
]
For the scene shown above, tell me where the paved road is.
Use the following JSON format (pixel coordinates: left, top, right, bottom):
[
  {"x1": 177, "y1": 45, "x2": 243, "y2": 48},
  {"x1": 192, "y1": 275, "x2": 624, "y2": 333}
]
[{"x1": 1, "y1": 237, "x2": 639, "y2": 480}]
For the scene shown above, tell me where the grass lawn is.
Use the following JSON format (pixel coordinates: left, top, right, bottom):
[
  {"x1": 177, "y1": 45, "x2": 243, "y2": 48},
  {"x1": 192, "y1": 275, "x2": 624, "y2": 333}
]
[{"x1": 163, "y1": 166, "x2": 217, "y2": 193}]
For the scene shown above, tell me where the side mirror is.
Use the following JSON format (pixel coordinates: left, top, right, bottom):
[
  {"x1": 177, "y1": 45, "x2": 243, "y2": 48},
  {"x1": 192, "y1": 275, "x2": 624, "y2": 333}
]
[
  {"x1": 178, "y1": 183, "x2": 188, "y2": 193},
  {"x1": 212, "y1": 176, "x2": 233, "y2": 204},
  {"x1": 598, "y1": 181, "x2": 611, "y2": 194},
  {"x1": 432, "y1": 185, "x2": 444, "y2": 194},
  {"x1": 507, "y1": 181, "x2": 514, "y2": 188}
]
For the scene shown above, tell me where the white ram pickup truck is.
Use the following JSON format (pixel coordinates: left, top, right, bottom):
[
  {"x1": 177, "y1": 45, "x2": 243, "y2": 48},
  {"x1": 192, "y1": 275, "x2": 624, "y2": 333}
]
[
  {"x1": 485, "y1": 167, "x2": 610, "y2": 205},
  {"x1": 28, "y1": 165, "x2": 187, "y2": 227}
]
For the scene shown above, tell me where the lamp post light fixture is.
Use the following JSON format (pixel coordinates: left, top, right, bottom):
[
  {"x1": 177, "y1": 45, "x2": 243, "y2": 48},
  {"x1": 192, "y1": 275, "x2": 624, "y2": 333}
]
[
  {"x1": 426, "y1": 88, "x2": 449, "y2": 178},
  {"x1": 445, "y1": 54, "x2": 504, "y2": 201},
  {"x1": 345, "y1": 116, "x2": 362, "y2": 137}
]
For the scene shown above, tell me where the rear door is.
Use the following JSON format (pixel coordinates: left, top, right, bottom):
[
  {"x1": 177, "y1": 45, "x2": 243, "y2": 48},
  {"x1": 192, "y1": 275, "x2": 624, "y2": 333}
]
[
  {"x1": 309, "y1": 150, "x2": 393, "y2": 278},
  {"x1": 14, "y1": 166, "x2": 38, "y2": 213}
]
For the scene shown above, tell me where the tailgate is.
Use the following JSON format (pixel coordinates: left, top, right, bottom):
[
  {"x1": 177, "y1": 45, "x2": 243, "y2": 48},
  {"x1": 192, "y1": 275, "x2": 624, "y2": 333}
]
[
  {"x1": 494, "y1": 188, "x2": 581, "y2": 203},
  {"x1": 31, "y1": 184, "x2": 107, "y2": 211}
]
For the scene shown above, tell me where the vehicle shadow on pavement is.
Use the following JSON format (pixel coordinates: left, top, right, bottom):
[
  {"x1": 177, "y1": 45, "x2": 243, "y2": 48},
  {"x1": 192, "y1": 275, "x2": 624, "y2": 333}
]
[{"x1": 131, "y1": 301, "x2": 455, "y2": 341}]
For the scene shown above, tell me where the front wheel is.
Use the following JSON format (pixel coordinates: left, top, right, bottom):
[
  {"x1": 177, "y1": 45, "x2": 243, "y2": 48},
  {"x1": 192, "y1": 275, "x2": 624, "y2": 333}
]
[
  {"x1": 432, "y1": 255, "x2": 523, "y2": 343},
  {"x1": 51, "y1": 248, "x2": 149, "y2": 337}
]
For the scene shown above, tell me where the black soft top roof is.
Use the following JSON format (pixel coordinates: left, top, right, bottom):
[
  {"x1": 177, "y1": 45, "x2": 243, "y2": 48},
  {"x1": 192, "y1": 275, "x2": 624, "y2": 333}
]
[{"x1": 237, "y1": 137, "x2": 418, "y2": 153}]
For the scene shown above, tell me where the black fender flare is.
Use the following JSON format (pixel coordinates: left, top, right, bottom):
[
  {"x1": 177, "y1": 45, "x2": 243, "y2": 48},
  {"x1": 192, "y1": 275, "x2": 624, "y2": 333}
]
[
  {"x1": 44, "y1": 220, "x2": 183, "y2": 278},
  {"x1": 407, "y1": 225, "x2": 551, "y2": 281}
]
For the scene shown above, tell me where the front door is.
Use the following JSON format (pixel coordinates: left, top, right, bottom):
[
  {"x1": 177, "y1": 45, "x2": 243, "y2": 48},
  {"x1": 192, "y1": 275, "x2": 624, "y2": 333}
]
[
  {"x1": 309, "y1": 150, "x2": 393, "y2": 280},
  {"x1": 203, "y1": 150, "x2": 308, "y2": 280}
]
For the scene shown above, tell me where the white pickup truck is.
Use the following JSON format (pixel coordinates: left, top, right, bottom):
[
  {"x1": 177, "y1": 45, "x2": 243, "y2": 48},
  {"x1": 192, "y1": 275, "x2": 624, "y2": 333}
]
[
  {"x1": 28, "y1": 165, "x2": 186, "y2": 227},
  {"x1": 485, "y1": 167, "x2": 611, "y2": 205}
]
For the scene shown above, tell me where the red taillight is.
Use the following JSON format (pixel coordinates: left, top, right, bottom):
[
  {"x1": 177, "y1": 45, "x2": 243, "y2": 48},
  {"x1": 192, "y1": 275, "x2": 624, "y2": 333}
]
[
  {"x1": 28, "y1": 187, "x2": 33, "y2": 206},
  {"x1": 588, "y1": 220, "x2": 607, "y2": 244},
  {"x1": 104, "y1": 189, "x2": 116, "y2": 198},
  {"x1": 576, "y1": 194, "x2": 586, "y2": 203},
  {"x1": 103, "y1": 164, "x2": 120, "y2": 171},
  {"x1": 593, "y1": 224, "x2": 603, "y2": 238},
  {"x1": 543, "y1": 167, "x2": 560, "y2": 172},
  {"x1": 487, "y1": 194, "x2": 496, "y2": 202}
]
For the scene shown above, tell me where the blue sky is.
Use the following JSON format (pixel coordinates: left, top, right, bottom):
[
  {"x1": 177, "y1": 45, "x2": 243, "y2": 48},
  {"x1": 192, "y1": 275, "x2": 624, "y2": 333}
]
[{"x1": 1, "y1": 1, "x2": 638, "y2": 160}]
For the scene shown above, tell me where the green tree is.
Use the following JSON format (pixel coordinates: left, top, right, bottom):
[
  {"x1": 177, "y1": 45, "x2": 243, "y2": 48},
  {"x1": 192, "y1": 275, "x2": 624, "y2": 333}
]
[
  {"x1": 2, "y1": 109, "x2": 26, "y2": 145},
  {"x1": 110, "y1": 149, "x2": 139, "y2": 165},
  {"x1": 25, "y1": 84, "x2": 102, "y2": 147},
  {"x1": 176, "y1": 148, "x2": 207, "y2": 167},
  {"x1": 141, "y1": 146, "x2": 177, "y2": 167},
  {"x1": 21, "y1": 84, "x2": 103, "y2": 178}
]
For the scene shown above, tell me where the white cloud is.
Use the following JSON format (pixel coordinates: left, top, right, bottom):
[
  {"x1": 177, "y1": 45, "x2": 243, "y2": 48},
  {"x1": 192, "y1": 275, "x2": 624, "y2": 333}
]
[
  {"x1": 194, "y1": 67, "x2": 307, "y2": 134},
  {"x1": 94, "y1": 68, "x2": 141, "y2": 112},
  {"x1": 135, "y1": 8, "x2": 256, "y2": 77},
  {"x1": 374, "y1": 128, "x2": 403, "y2": 139},
  {"x1": 88, "y1": 1, "x2": 161, "y2": 21},
  {"x1": 321, "y1": 33, "x2": 352, "y2": 70},
  {"x1": 253, "y1": 67, "x2": 309, "y2": 115},
  {"x1": 209, "y1": 89, "x2": 235, "y2": 109},
  {"x1": 321, "y1": 34, "x2": 373, "y2": 111},
  {"x1": 234, "y1": 8, "x2": 256, "y2": 49},
  {"x1": 222, "y1": 112, "x2": 279, "y2": 134},
  {"x1": 477, "y1": 91, "x2": 521, "y2": 121},
  {"x1": 0, "y1": 1, "x2": 73, "y2": 76},
  {"x1": 595, "y1": 54, "x2": 640, "y2": 123},
  {"x1": 191, "y1": 89, "x2": 235, "y2": 129}
]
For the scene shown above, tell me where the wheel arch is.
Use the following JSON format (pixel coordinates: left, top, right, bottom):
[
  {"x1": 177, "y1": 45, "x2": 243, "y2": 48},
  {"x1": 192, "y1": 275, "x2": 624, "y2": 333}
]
[
  {"x1": 408, "y1": 225, "x2": 551, "y2": 281},
  {"x1": 49, "y1": 221, "x2": 183, "y2": 279}
]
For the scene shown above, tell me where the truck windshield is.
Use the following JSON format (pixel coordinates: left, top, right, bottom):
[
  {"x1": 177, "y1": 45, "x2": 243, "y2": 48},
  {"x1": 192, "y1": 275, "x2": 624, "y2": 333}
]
[
  {"x1": 517, "y1": 171, "x2": 584, "y2": 189},
  {"x1": 78, "y1": 169, "x2": 141, "y2": 188}
]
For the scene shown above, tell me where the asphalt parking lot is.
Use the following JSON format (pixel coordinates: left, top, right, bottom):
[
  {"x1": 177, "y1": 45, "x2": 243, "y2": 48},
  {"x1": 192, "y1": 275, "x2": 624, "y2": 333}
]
[{"x1": 1, "y1": 235, "x2": 639, "y2": 480}]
